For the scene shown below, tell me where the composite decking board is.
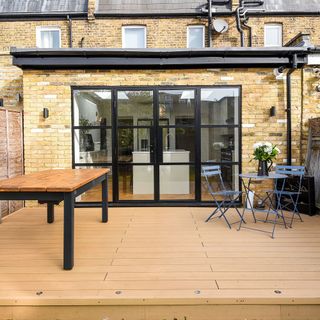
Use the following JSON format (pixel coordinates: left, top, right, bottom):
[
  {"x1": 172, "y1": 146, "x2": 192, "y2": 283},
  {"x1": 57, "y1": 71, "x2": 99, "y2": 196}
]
[
  {"x1": 218, "y1": 280, "x2": 320, "y2": 289},
  {"x1": 0, "y1": 207, "x2": 320, "y2": 310}
]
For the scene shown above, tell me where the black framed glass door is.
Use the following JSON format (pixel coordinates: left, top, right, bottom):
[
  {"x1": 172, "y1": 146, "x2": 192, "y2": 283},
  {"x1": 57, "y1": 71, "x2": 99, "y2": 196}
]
[
  {"x1": 72, "y1": 86, "x2": 241, "y2": 205},
  {"x1": 157, "y1": 89, "x2": 196, "y2": 201},
  {"x1": 116, "y1": 90, "x2": 155, "y2": 201}
]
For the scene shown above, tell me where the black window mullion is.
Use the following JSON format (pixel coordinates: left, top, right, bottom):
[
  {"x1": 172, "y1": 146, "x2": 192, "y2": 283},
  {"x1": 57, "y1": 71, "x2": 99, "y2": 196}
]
[
  {"x1": 154, "y1": 88, "x2": 160, "y2": 201},
  {"x1": 195, "y1": 88, "x2": 201, "y2": 202},
  {"x1": 112, "y1": 89, "x2": 119, "y2": 202}
]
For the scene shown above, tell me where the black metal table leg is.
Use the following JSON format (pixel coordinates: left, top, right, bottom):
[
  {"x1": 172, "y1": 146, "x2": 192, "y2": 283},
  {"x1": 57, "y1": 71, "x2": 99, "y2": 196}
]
[
  {"x1": 63, "y1": 192, "x2": 75, "y2": 270},
  {"x1": 47, "y1": 202, "x2": 55, "y2": 224},
  {"x1": 102, "y1": 174, "x2": 108, "y2": 223}
]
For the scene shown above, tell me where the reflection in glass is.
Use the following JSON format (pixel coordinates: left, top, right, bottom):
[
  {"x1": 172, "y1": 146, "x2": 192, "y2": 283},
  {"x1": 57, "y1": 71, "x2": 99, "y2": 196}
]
[
  {"x1": 118, "y1": 91, "x2": 153, "y2": 124},
  {"x1": 73, "y1": 90, "x2": 112, "y2": 126},
  {"x1": 201, "y1": 88, "x2": 239, "y2": 125},
  {"x1": 201, "y1": 127, "x2": 239, "y2": 163},
  {"x1": 74, "y1": 129, "x2": 112, "y2": 163},
  {"x1": 161, "y1": 127, "x2": 194, "y2": 162},
  {"x1": 119, "y1": 165, "x2": 154, "y2": 200},
  {"x1": 75, "y1": 166, "x2": 113, "y2": 202},
  {"x1": 118, "y1": 128, "x2": 153, "y2": 163},
  {"x1": 160, "y1": 165, "x2": 195, "y2": 200},
  {"x1": 201, "y1": 165, "x2": 239, "y2": 201},
  {"x1": 159, "y1": 90, "x2": 195, "y2": 124}
]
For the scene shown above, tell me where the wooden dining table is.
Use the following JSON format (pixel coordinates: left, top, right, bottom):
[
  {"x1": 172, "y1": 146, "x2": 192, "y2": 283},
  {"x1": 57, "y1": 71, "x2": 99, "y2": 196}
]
[{"x1": 0, "y1": 168, "x2": 109, "y2": 270}]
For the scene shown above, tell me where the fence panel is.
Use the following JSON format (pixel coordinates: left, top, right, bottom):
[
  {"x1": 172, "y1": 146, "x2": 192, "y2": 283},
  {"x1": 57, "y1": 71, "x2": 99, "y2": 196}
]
[{"x1": 0, "y1": 109, "x2": 23, "y2": 221}]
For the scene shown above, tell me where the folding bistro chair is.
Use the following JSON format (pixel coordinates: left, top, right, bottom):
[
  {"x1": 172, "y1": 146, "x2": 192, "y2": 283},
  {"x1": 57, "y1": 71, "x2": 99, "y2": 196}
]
[
  {"x1": 202, "y1": 165, "x2": 244, "y2": 229},
  {"x1": 266, "y1": 165, "x2": 305, "y2": 228}
]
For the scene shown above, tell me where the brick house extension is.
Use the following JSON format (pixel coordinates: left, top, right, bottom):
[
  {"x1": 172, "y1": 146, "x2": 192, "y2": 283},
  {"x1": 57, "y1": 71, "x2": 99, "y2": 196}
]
[{"x1": 0, "y1": 0, "x2": 320, "y2": 206}]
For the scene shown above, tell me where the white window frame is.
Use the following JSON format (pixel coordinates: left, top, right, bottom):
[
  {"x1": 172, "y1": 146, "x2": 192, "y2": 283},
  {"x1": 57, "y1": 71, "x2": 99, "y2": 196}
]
[
  {"x1": 36, "y1": 26, "x2": 61, "y2": 48},
  {"x1": 122, "y1": 26, "x2": 147, "y2": 49},
  {"x1": 264, "y1": 23, "x2": 283, "y2": 47},
  {"x1": 187, "y1": 25, "x2": 205, "y2": 49}
]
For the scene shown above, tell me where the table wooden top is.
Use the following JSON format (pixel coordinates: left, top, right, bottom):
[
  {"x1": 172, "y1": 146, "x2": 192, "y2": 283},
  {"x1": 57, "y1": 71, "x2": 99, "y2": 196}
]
[{"x1": 0, "y1": 169, "x2": 110, "y2": 193}]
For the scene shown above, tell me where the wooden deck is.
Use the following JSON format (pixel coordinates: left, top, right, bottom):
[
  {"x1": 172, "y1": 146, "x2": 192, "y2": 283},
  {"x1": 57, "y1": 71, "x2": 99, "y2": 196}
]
[{"x1": 0, "y1": 207, "x2": 320, "y2": 319}]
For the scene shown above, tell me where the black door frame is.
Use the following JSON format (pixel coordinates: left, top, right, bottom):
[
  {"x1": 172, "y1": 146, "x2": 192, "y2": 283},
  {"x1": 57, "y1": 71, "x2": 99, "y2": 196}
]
[{"x1": 71, "y1": 85, "x2": 242, "y2": 207}]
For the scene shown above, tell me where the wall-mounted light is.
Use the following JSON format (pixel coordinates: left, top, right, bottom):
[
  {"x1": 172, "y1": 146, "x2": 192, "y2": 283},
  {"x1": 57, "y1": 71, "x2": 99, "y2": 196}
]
[
  {"x1": 0, "y1": 98, "x2": 3, "y2": 107},
  {"x1": 43, "y1": 108, "x2": 49, "y2": 119},
  {"x1": 16, "y1": 93, "x2": 23, "y2": 102},
  {"x1": 316, "y1": 84, "x2": 320, "y2": 92},
  {"x1": 273, "y1": 66, "x2": 285, "y2": 78},
  {"x1": 270, "y1": 106, "x2": 276, "y2": 117}
]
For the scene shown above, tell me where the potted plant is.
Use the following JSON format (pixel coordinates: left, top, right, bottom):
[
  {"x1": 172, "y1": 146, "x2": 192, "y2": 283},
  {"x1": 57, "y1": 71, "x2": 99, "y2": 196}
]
[{"x1": 252, "y1": 142, "x2": 280, "y2": 176}]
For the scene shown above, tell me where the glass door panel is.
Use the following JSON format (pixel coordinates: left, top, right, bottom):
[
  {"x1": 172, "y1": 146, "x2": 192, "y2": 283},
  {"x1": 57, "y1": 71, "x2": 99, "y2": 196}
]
[
  {"x1": 201, "y1": 88, "x2": 239, "y2": 125},
  {"x1": 117, "y1": 90, "x2": 155, "y2": 201},
  {"x1": 160, "y1": 165, "x2": 195, "y2": 200},
  {"x1": 118, "y1": 165, "x2": 154, "y2": 201},
  {"x1": 159, "y1": 89, "x2": 195, "y2": 123},
  {"x1": 201, "y1": 127, "x2": 239, "y2": 163},
  {"x1": 158, "y1": 89, "x2": 196, "y2": 200},
  {"x1": 74, "y1": 128, "x2": 112, "y2": 163}
]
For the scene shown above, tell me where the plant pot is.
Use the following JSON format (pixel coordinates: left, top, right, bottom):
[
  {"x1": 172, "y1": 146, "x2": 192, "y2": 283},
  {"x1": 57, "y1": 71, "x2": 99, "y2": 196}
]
[{"x1": 258, "y1": 160, "x2": 269, "y2": 176}]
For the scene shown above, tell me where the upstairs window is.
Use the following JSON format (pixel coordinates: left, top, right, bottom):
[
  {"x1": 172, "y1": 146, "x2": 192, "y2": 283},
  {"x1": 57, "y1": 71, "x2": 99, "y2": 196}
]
[
  {"x1": 122, "y1": 26, "x2": 146, "y2": 48},
  {"x1": 36, "y1": 27, "x2": 61, "y2": 48},
  {"x1": 187, "y1": 26, "x2": 205, "y2": 49},
  {"x1": 264, "y1": 24, "x2": 282, "y2": 47}
]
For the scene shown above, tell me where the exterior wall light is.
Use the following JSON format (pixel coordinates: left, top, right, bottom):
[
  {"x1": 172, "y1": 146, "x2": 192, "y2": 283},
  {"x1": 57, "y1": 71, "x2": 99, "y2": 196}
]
[
  {"x1": 316, "y1": 84, "x2": 320, "y2": 92},
  {"x1": 43, "y1": 108, "x2": 49, "y2": 119},
  {"x1": 270, "y1": 106, "x2": 276, "y2": 117},
  {"x1": 273, "y1": 66, "x2": 285, "y2": 78}
]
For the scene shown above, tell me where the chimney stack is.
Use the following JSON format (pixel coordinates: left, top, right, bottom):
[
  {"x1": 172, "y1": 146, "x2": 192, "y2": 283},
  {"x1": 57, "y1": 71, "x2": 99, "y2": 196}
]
[{"x1": 87, "y1": 0, "x2": 96, "y2": 20}]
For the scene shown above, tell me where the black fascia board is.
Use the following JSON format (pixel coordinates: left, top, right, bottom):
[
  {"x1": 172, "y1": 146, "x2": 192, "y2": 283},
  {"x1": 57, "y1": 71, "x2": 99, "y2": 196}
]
[{"x1": 10, "y1": 47, "x2": 308, "y2": 69}]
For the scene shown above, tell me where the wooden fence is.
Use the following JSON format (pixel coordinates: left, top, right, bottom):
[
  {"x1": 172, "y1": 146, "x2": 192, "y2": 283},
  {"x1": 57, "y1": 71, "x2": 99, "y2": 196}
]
[
  {"x1": 0, "y1": 109, "x2": 23, "y2": 221},
  {"x1": 306, "y1": 117, "x2": 320, "y2": 209}
]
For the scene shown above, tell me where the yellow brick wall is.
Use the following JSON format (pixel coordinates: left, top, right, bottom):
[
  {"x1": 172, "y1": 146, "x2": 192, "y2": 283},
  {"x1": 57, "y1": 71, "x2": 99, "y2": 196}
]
[
  {"x1": 249, "y1": 16, "x2": 320, "y2": 47},
  {"x1": 1, "y1": 15, "x2": 319, "y2": 51},
  {"x1": 0, "y1": 20, "x2": 70, "y2": 52},
  {"x1": 0, "y1": 54, "x2": 22, "y2": 111},
  {"x1": 22, "y1": 68, "x2": 303, "y2": 175}
]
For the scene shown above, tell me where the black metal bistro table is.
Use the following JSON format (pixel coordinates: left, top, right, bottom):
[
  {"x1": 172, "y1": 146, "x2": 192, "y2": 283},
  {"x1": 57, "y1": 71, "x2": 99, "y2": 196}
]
[
  {"x1": 0, "y1": 169, "x2": 109, "y2": 270},
  {"x1": 238, "y1": 172, "x2": 287, "y2": 238}
]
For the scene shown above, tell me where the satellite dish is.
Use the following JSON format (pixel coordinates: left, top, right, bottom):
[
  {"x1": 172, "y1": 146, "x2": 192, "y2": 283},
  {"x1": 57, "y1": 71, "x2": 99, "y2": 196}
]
[{"x1": 213, "y1": 19, "x2": 229, "y2": 33}]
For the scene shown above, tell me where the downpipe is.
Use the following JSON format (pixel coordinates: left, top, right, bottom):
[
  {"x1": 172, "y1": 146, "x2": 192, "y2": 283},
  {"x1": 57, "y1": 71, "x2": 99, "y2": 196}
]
[
  {"x1": 236, "y1": 0, "x2": 264, "y2": 47},
  {"x1": 286, "y1": 54, "x2": 298, "y2": 166},
  {"x1": 67, "y1": 15, "x2": 73, "y2": 48}
]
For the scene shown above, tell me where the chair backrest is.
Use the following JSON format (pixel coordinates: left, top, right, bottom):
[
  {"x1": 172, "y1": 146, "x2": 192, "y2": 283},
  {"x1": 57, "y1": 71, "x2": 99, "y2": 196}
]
[
  {"x1": 275, "y1": 165, "x2": 305, "y2": 176},
  {"x1": 202, "y1": 165, "x2": 226, "y2": 192},
  {"x1": 275, "y1": 165, "x2": 305, "y2": 192}
]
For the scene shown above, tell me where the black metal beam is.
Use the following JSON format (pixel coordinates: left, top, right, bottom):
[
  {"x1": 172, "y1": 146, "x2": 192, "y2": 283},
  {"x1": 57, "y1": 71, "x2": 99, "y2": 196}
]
[{"x1": 11, "y1": 49, "x2": 308, "y2": 69}]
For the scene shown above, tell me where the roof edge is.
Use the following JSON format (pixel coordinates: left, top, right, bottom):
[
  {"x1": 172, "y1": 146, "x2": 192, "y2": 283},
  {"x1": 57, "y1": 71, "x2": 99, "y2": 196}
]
[
  {"x1": 10, "y1": 47, "x2": 309, "y2": 70},
  {"x1": 0, "y1": 12, "x2": 87, "y2": 19}
]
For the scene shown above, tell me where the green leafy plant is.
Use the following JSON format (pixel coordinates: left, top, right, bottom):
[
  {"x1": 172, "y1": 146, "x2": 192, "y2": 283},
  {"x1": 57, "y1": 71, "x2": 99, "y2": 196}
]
[{"x1": 252, "y1": 142, "x2": 280, "y2": 162}]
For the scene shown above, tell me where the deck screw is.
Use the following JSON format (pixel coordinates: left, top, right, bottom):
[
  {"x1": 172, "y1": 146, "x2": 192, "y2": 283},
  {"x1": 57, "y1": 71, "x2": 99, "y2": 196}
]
[
  {"x1": 115, "y1": 290, "x2": 122, "y2": 295},
  {"x1": 36, "y1": 291, "x2": 43, "y2": 296},
  {"x1": 274, "y1": 290, "x2": 282, "y2": 294},
  {"x1": 194, "y1": 290, "x2": 201, "y2": 294}
]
